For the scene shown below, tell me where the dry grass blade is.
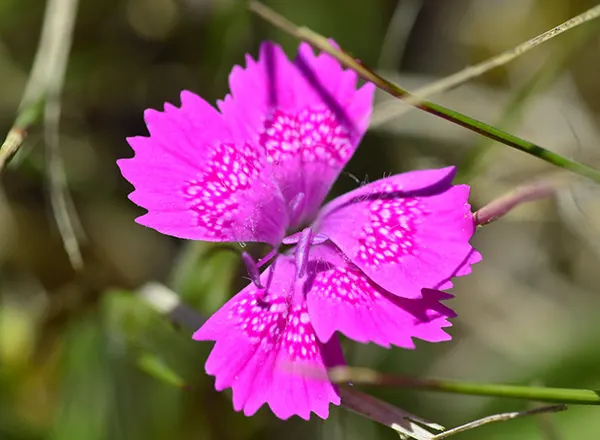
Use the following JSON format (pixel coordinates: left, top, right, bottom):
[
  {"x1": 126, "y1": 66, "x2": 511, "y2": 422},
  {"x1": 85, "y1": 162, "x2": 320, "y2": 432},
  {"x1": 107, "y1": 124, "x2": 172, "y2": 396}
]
[
  {"x1": 0, "y1": 100, "x2": 43, "y2": 170},
  {"x1": 371, "y1": 4, "x2": 600, "y2": 127},
  {"x1": 528, "y1": 380, "x2": 565, "y2": 440},
  {"x1": 340, "y1": 387, "x2": 443, "y2": 440},
  {"x1": 431, "y1": 405, "x2": 567, "y2": 439},
  {"x1": 1, "y1": 0, "x2": 85, "y2": 269},
  {"x1": 0, "y1": 0, "x2": 83, "y2": 268},
  {"x1": 377, "y1": 0, "x2": 423, "y2": 70},
  {"x1": 249, "y1": 1, "x2": 600, "y2": 183},
  {"x1": 43, "y1": 0, "x2": 84, "y2": 270},
  {"x1": 0, "y1": 0, "x2": 79, "y2": 171}
]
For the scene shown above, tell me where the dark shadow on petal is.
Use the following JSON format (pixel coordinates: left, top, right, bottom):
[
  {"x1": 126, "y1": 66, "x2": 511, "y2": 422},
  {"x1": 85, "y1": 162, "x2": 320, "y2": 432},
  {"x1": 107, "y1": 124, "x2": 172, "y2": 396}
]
[
  {"x1": 294, "y1": 52, "x2": 359, "y2": 140},
  {"x1": 327, "y1": 167, "x2": 457, "y2": 215},
  {"x1": 432, "y1": 247, "x2": 479, "y2": 291},
  {"x1": 382, "y1": 287, "x2": 457, "y2": 322},
  {"x1": 262, "y1": 41, "x2": 357, "y2": 138},
  {"x1": 264, "y1": 43, "x2": 278, "y2": 108}
]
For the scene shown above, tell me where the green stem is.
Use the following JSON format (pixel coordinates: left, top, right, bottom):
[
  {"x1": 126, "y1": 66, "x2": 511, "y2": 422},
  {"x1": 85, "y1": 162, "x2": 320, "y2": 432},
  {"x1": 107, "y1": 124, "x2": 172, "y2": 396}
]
[
  {"x1": 459, "y1": 22, "x2": 598, "y2": 182},
  {"x1": 420, "y1": 378, "x2": 600, "y2": 405},
  {"x1": 329, "y1": 367, "x2": 600, "y2": 405},
  {"x1": 248, "y1": 1, "x2": 600, "y2": 184}
]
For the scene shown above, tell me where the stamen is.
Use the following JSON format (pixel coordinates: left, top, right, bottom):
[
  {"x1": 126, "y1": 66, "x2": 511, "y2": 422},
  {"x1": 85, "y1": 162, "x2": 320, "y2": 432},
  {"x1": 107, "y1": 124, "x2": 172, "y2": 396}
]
[
  {"x1": 241, "y1": 252, "x2": 263, "y2": 289},
  {"x1": 295, "y1": 227, "x2": 312, "y2": 279},
  {"x1": 258, "y1": 256, "x2": 278, "y2": 304},
  {"x1": 257, "y1": 248, "x2": 278, "y2": 268}
]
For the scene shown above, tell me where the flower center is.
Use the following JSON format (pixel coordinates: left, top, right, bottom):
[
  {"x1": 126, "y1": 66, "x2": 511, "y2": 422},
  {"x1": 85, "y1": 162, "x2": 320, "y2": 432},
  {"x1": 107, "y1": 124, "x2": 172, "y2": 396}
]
[{"x1": 241, "y1": 192, "x2": 330, "y2": 304}]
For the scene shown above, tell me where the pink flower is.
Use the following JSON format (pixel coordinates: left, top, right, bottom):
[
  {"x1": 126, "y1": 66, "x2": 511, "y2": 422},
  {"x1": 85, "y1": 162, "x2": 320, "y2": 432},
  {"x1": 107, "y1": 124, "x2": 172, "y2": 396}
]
[
  {"x1": 193, "y1": 244, "x2": 457, "y2": 419},
  {"x1": 117, "y1": 41, "x2": 480, "y2": 420}
]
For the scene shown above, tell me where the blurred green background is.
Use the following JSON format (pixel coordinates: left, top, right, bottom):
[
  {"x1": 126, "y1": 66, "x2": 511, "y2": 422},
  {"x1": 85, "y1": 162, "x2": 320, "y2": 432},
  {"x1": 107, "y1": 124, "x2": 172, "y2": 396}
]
[{"x1": 2, "y1": 0, "x2": 600, "y2": 439}]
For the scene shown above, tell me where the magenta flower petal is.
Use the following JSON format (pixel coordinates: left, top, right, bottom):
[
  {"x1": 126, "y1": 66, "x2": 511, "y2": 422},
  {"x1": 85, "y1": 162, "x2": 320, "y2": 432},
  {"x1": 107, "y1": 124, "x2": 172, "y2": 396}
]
[
  {"x1": 117, "y1": 91, "x2": 288, "y2": 244},
  {"x1": 314, "y1": 167, "x2": 478, "y2": 299},
  {"x1": 435, "y1": 246, "x2": 483, "y2": 290},
  {"x1": 220, "y1": 42, "x2": 375, "y2": 226},
  {"x1": 305, "y1": 244, "x2": 455, "y2": 347},
  {"x1": 118, "y1": 41, "x2": 484, "y2": 422},
  {"x1": 193, "y1": 257, "x2": 343, "y2": 420}
]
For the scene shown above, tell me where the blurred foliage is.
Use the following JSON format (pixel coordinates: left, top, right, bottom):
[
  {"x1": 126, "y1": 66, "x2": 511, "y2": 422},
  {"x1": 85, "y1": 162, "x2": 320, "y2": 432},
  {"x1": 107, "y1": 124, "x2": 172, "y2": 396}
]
[{"x1": 2, "y1": 0, "x2": 600, "y2": 439}]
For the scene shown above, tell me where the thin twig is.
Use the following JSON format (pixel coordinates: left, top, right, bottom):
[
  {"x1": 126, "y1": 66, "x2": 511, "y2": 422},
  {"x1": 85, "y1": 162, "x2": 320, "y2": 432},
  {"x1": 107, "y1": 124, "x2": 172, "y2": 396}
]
[
  {"x1": 0, "y1": 99, "x2": 44, "y2": 170},
  {"x1": 529, "y1": 380, "x2": 565, "y2": 440},
  {"x1": 431, "y1": 405, "x2": 567, "y2": 440},
  {"x1": 0, "y1": 0, "x2": 83, "y2": 268},
  {"x1": 0, "y1": 0, "x2": 79, "y2": 171},
  {"x1": 43, "y1": 0, "x2": 83, "y2": 270},
  {"x1": 372, "y1": 5, "x2": 600, "y2": 126},
  {"x1": 11, "y1": 0, "x2": 84, "y2": 269},
  {"x1": 340, "y1": 387, "x2": 442, "y2": 440},
  {"x1": 456, "y1": 25, "x2": 593, "y2": 182}
]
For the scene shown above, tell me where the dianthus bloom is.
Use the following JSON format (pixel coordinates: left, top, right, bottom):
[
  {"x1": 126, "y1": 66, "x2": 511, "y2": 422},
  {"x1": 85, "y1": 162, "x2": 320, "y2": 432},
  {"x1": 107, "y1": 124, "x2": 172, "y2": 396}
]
[{"x1": 118, "y1": 42, "x2": 480, "y2": 420}]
